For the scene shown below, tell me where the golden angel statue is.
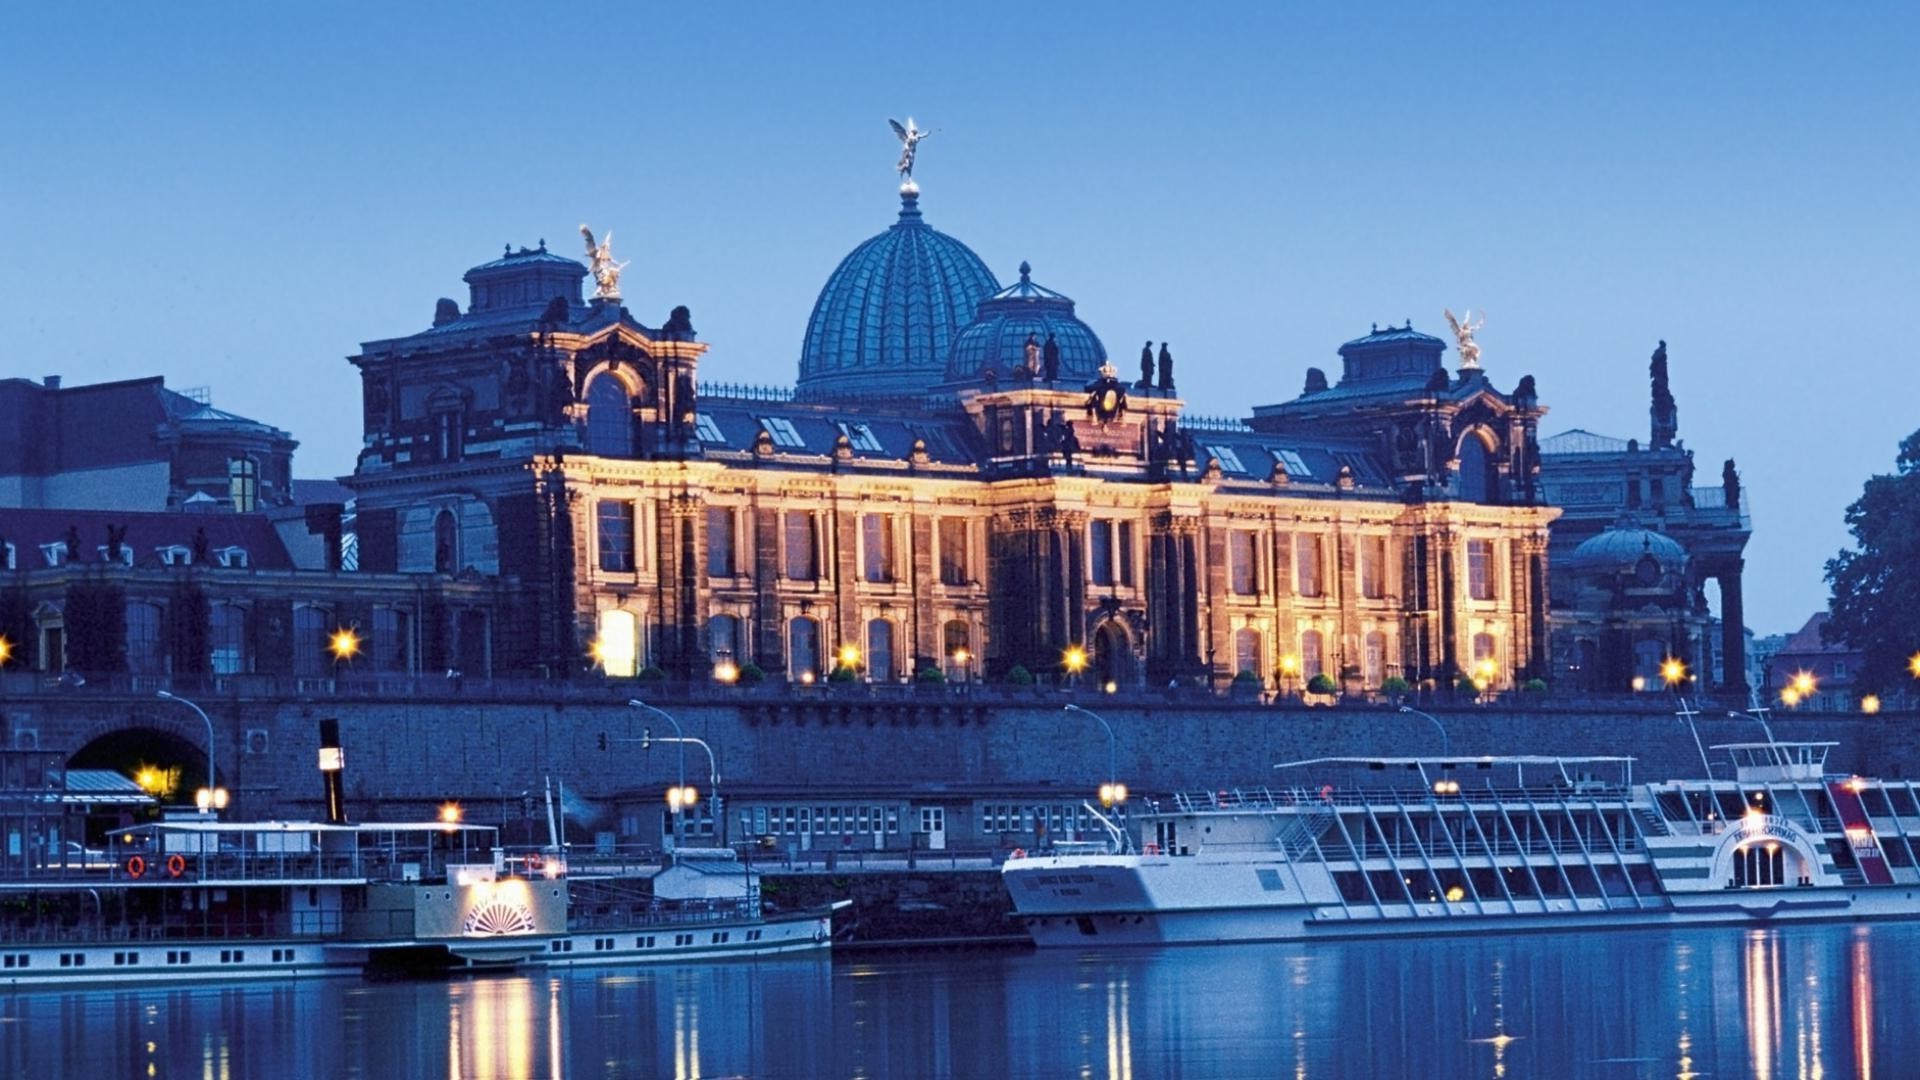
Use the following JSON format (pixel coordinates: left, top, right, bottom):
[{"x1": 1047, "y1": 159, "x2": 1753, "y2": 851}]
[
  {"x1": 579, "y1": 224, "x2": 630, "y2": 301},
  {"x1": 1444, "y1": 308, "x2": 1485, "y2": 370}
]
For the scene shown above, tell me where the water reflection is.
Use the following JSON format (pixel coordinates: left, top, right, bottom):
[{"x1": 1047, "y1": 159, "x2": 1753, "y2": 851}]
[{"x1": 0, "y1": 923, "x2": 1910, "y2": 1078}]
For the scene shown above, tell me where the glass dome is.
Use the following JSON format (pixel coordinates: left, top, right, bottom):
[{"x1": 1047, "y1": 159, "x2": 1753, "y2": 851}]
[
  {"x1": 943, "y1": 262, "x2": 1108, "y2": 386},
  {"x1": 797, "y1": 190, "x2": 1001, "y2": 403}
]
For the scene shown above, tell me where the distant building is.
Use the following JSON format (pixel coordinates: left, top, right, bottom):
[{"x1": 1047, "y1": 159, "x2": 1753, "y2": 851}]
[
  {"x1": 1768, "y1": 613, "x2": 1862, "y2": 712},
  {"x1": 1537, "y1": 341, "x2": 1752, "y2": 695}
]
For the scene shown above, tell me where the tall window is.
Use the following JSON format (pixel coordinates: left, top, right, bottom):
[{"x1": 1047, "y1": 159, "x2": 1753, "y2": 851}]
[
  {"x1": 293, "y1": 606, "x2": 330, "y2": 677},
  {"x1": 789, "y1": 616, "x2": 820, "y2": 678},
  {"x1": 706, "y1": 507, "x2": 736, "y2": 578},
  {"x1": 1229, "y1": 530, "x2": 1259, "y2": 596},
  {"x1": 1296, "y1": 535, "x2": 1323, "y2": 598},
  {"x1": 228, "y1": 458, "x2": 258, "y2": 513},
  {"x1": 1301, "y1": 629, "x2": 1325, "y2": 678},
  {"x1": 784, "y1": 512, "x2": 818, "y2": 581},
  {"x1": 211, "y1": 605, "x2": 248, "y2": 675},
  {"x1": 709, "y1": 614, "x2": 739, "y2": 662},
  {"x1": 1473, "y1": 632, "x2": 1498, "y2": 679},
  {"x1": 372, "y1": 607, "x2": 411, "y2": 673},
  {"x1": 1365, "y1": 631, "x2": 1387, "y2": 687},
  {"x1": 125, "y1": 602, "x2": 163, "y2": 675},
  {"x1": 1467, "y1": 539, "x2": 1495, "y2": 601},
  {"x1": 1118, "y1": 523, "x2": 1135, "y2": 586},
  {"x1": 1089, "y1": 520, "x2": 1114, "y2": 586},
  {"x1": 867, "y1": 619, "x2": 895, "y2": 682},
  {"x1": 862, "y1": 514, "x2": 896, "y2": 583},
  {"x1": 938, "y1": 518, "x2": 969, "y2": 586},
  {"x1": 586, "y1": 377, "x2": 633, "y2": 456},
  {"x1": 1234, "y1": 627, "x2": 1262, "y2": 677},
  {"x1": 944, "y1": 620, "x2": 971, "y2": 662},
  {"x1": 435, "y1": 410, "x2": 464, "y2": 461},
  {"x1": 596, "y1": 609, "x2": 638, "y2": 678},
  {"x1": 434, "y1": 510, "x2": 459, "y2": 573},
  {"x1": 1360, "y1": 536, "x2": 1388, "y2": 600},
  {"x1": 597, "y1": 501, "x2": 635, "y2": 572}
]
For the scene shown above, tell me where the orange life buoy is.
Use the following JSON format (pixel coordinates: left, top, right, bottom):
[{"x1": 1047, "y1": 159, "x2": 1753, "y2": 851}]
[
  {"x1": 1009, "y1": 848, "x2": 1027, "y2": 860},
  {"x1": 525, "y1": 853, "x2": 543, "y2": 872},
  {"x1": 1143, "y1": 842, "x2": 1159, "y2": 855},
  {"x1": 166, "y1": 854, "x2": 186, "y2": 878},
  {"x1": 126, "y1": 855, "x2": 146, "y2": 879}
]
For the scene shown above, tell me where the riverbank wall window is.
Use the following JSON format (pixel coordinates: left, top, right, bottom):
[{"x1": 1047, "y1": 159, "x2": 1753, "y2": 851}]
[{"x1": 597, "y1": 501, "x2": 635, "y2": 573}]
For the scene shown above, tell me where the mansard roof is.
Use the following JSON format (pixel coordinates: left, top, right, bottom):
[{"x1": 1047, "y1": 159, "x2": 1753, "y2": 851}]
[
  {"x1": 1181, "y1": 428, "x2": 1396, "y2": 491},
  {"x1": 0, "y1": 507, "x2": 296, "y2": 570},
  {"x1": 0, "y1": 377, "x2": 292, "y2": 478},
  {"x1": 695, "y1": 396, "x2": 982, "y2": 468}
]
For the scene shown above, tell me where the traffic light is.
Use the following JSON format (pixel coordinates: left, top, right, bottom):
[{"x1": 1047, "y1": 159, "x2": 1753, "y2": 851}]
[{"x1": 597, "y1": 732, "x2": 608, "y2": 751}]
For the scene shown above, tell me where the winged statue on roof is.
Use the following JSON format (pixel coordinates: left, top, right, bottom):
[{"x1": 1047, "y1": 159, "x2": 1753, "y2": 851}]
[
  {"x1": 889, "y1": 117, "x2": 933, "y2": 181},
  {"x1": 579, "y1": 224, "x2": 629, "y2": 301},
  {"x1": 1444, "y1": 308, "x2": 1485, "y2": 370}
]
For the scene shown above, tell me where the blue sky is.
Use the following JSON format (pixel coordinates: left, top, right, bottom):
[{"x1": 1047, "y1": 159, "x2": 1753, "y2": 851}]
[{"x1": 2, "y1": 5, "x2": 1915, "y2": 635}]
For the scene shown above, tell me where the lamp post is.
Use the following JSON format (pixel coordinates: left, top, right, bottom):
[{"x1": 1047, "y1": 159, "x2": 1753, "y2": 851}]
[
  {"x1": 1063, "y1": 704, "x2": 1124, "y2": 807},
  {"x1": 156, "y1": 690, "x2": 225, "y2": 812},
  {"x1": 643, "y1": 731, "x2": 722, "y2": 845},
  {"x1": 1277, "y1": 653, "x2": 1301, "y2": 699},
  {"x1": 1726, "y1": 707, "x2": 1780, "y2": 748},
  {"x1": 1397, "y1": 705, "x2": 1451, "y2": 757},
  {"x1": 628, "y1": 699, "x2": 690, "y2": 844},
  {"x1": 1063, "y1": 645, "x2": 1088, "y2": 691}
]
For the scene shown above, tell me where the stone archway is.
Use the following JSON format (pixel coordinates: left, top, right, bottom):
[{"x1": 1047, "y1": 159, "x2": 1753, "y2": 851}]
[
  {"x1": 68, "y1": 724, "x2": 215, "y2": 805},
  {"x1": 1093, "y1": 621, "x2": 1134, "y2": 688}
]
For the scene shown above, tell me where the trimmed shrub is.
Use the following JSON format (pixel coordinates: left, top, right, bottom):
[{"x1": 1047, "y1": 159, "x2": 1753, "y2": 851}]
[
  {"x1": 827, "y1": 664, "x2": 858, "y2": 684},
  {"x1": 637, "y1": 665, "x2": 666, "y2": 683},
  {"x1": 1231, "y1": 669, "x2": 1262, "y2": 687},
  {"x1": 1005, "y1": 665, "x2": 1036, "y2": 686},
  {"x1": 1380, "y1": 676, "x2": 1412, "y2": 695},
  {"x1": 1523, "y1": 677, "x2": 1549, "y2": 694},
  {"x1": 1307, "y1": 673, "x2": 1338, "y2": 694},
  {"x1": 737, "y1": 662, "x2": 766, "y2": 685},
  {"x1": 916, "y1": 666, "x2": 947, "y2": 684},
  {"x1": 1455, "y1": 676, "x2": 1481, "y2": 695}
]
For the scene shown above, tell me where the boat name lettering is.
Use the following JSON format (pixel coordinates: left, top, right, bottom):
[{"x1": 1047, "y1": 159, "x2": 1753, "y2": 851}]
[{"x1": 1744, "y1": 816, "x2": 1803, "y2": 846}]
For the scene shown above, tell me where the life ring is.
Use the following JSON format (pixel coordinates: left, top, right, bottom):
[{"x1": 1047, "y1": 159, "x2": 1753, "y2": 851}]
[
  {"x1": 1320, "y1": 784, "x2": 1335, "y2": 802},
  {"x1": 1143, "y1": 842, "x2": 1159, "y2": 855},
  {"x1": 166, "y1": 854, "x2": 187, "y2": 878},
  {"x1": 1009, "y1": 848, "x2": 1027, "y2": 860},
  {"x1": 126, "y1": 855, "x2": 146, "y2": 879},
  {"x1": 525, "y1": 853, "x2": 544, "y2": 872}
]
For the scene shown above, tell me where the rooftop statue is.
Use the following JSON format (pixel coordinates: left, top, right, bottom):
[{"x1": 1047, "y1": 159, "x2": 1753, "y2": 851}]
[
  {"x1": 1444, "y1": 308, "x2": 1485, "y2": 370},
  {"x1": 579, "y1": 224, "x2": 629, "y2": 301},
  {"x1": 889, "y1": 117, "x2": 932, "y2": 182}
]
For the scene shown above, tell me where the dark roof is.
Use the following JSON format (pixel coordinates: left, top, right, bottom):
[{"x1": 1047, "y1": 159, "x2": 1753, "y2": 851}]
[
  {"x1": 0, "y1": 507, "x2": 296, "y2": 570},
  {"x1": 1540, "y1": 429, "x2": 1631, "y2": 456},
  {"x1": 1777, "y1": 613, "x2": 1854, "y2": 658},
  {"x1": 0, "y1": 378, "x2": 290, "y2": 479},
  {"x1": 1339, "y1": 324, "x2": 1448, "y2": 350},
  {"x1": 696, "y1": 398, "x2": 981, "y2": 467},
  {"x1": 290, "y1": 479, "x2": 355, "y2": 506},
  {"x1": 1184, "y1": 431, "x2": 1394, "y2": 489}
]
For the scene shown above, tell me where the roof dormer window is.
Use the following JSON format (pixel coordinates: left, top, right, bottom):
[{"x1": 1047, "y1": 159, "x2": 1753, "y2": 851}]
[
  {"x1": 40, "y1": 542, "x2": 67, "y2": 568},
  {"x1": 759, "y1": 417, "x2": 805, "y2": 449},
  {"x1": 693, "y1": 413, "x2": 724, "y2": 444},
  {"x1": 837, "y1": 422, "x2": 883, "y2": 453},
  {"x1": 158, "y1": 545, "x2": 193, "y2": 566},
  {"x1": 214, "y1": 546, "x2": 249, "y2": 569},
  {"x1": 0, "y1": 541, "x2": 13, "y2": 571},
  {"x1": 95, "y1": 545, "x2": 135, "y2": 568}
]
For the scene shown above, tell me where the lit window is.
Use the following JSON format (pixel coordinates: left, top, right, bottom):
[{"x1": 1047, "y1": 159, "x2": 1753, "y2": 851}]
[
  {"x1": 759, "y1": 417, "x2": 805, "y2": 448},
  {"x1": 1206, "y1": 445, "x2": 1246, "y2": 474},
  {"x1": 596, "y1": 610, "x2": 638, "y2": 678},
  {"x1": 1295, "y1": 535, "x2": 1323, "y2": 598},
  {"x1": 694, "y1": 413, "x2": 724, "y2": 444},
  {"x1": 1360, "y1": 536, "x2": 1387, "y2": 600},
  {"x1": 1467, "y1": 539, "x2": 1495, "y2": 601},
  {"x1": 837, "y1": 422, "x2": 884, "y2": 453},
  {"x1": 1275, "y1": 449, "x2": 1311, "y2": 478},
  {"x1": 229, "y1": 458, "x2": 258, "y2": 512}
]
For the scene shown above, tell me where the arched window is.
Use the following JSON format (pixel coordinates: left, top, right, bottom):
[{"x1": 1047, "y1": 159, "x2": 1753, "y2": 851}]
[
  {"x1": 211, "y1": 604, "x2": 248, "y2": 675},
  {"x1": 1457, "y1": 433, "x2": 1496, "y2": 504},
  {"x1": 434, "y1": 510, "x2": 458, "y2": 574},
  {"x1": 293, "y1": 606, "x2": 330, "y2": 676},
  {"x1": 867, "y1": 619, "x2": 895, "y2": 682},
  {"x1": 126, "y1": 602, "x2": 164, "y2": 675},
  {"x1": 228, "y1": 457, "x2": 259, "y2": 512},
  {"x1": 596, "y1": 609, "x2": 638, "y2": 678},
  {"x1": 586, "y1": 377, "x2": 633, "y2": 456},
  {"x1": 709, "y1": 614, "x2": 739, "y2": 662},
  {"x1": 1301, "y1": 629, "x2": 1324, "y2": 678},
  {"x1": 1233, "y1": 628, "x2": 1262, "y2": 677},
  {"x1": 1364, "y1": 631, "x2": 1388, "y2": 687},
  {"x1": 789, "y1": 617, "x2": 820, "y2": 680}
]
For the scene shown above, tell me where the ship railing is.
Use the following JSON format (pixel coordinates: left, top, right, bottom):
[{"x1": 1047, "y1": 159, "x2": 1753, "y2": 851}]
[
  {"x1": 566, "y1": 897, "x2": 761, "y2": 930},
  {"x1": 2, "y1": 849, "x2": 487, "y2": 887},
  {"x1": 1337, "y1": 833, "x2": 1641, "y2": 862},
  {"x1": 0, "y1": 910, "x2": 349, "y2": 945},
  {"x1": 1171, "y1": 784, "x2": 1632, "y2": 814}
]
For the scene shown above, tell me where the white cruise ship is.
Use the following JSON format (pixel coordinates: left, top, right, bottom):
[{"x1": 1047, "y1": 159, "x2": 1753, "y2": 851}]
[{"x1": 1005, "y1": 739, "x2": 1920, "y2": 947}]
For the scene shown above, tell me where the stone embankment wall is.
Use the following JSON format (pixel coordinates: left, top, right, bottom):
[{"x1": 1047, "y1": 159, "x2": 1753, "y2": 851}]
[{"x1": 5, "y1": 687, "x2": 1909, "y2": 818}]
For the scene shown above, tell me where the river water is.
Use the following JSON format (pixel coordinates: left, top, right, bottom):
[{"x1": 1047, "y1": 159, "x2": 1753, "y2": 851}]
[{"x1": 0, "y1": 920, "x2": 1909, "y2": 1078}]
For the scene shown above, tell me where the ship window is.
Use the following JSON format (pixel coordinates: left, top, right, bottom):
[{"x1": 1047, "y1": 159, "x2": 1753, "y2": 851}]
[
  {"x1": 1467, "y1": 867, "x2": 1506, "y2": 901},
  {"x1": 1712, "y1": 791, "x2": 1747, "y2": 822},
  {"x1": 1884, "y1": 837, "x2": 1915, "y2": 868},
  {"x1": 1254, "y1": 868, "x2": 1284, "y2": 892},
  {"x1": 1653, "y1": 791, "x2": 1691, "y2": 823},
  {"x1": 1366, "y1": 870, "x2": 1410, "y2": 904},
  {"x1": 1333, "y1": 871, "x2": 1370, "y2": 904},
  {"x1": 1863, "y1": 787, "x2": 1897, "y2": 820}
]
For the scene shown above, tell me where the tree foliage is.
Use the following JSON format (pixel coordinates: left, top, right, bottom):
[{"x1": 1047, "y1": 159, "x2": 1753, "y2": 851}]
[{"x1": 1825, "y1": 428, "x2": 1920, "y2": 692}]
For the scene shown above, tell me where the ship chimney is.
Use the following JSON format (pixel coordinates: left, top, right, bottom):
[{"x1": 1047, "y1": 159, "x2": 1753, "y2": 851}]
[{"x1": 318, "y1": 718, "x2": 348, "y2": 824}]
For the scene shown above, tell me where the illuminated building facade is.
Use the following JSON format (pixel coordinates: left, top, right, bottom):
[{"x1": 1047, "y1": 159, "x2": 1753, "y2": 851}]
[{"x1": 347, "y1": 185, "x2": 1560, "y2": 691}]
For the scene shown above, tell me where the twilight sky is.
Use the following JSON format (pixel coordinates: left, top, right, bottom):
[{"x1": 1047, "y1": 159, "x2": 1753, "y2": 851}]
[{"x1": 2, "y1": 5, "x2": 1915, "y2": 636}]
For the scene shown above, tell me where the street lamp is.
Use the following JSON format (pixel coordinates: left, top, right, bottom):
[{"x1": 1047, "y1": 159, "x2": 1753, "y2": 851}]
[
  {"x1": 1791, "y1": 671, "x2": 1817, "y2": 698},
  {"x1": 329, "y1": 628, "x2": 361, "y2": 663},
  {"x1": 156, "y1": 691, "x2": 225, "y2": 812},
  {"x1": 837, "y1": 643, "x2": 861, "y2": 675},
  {"x1": 1661, "y1": 658, "x2": 1687, "y2": 688},
  {"x1": 628, "y1": 699, "x2": 723, "y2": 844},
  {"x1": 952, "y1": 647, "x2": 970, "y2": 685},
  {"x1": 1063, "y1": 645, "x2": 1088, "y2": 688},
  {"x1": 0, "y1": 634, "x2": 12, "y2": 666},
  {"x1": 1397, "y1": 705, "x2": 1451, "y2": 756},
  {"x1": 1909, "y1": 651, "x2": 1920, "y2": 679},
  {"x1": 1862, "y1": 695, "x2": 1883, "y2": 715},
  {"x1": 1277, "y1": 653, "x2": 1301, "y2": 697},
  {"x1": 713, "y1": 659, "x2": 739, "y2": 685},
  {"x1": 1063, "y1": 704, "x2": 1124, "y2": 808}
]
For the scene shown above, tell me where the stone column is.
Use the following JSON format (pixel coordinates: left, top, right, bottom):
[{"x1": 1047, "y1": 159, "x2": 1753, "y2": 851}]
[{"x1": 1719, "y1": 561, "x2": 1748, "y2": 693}]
